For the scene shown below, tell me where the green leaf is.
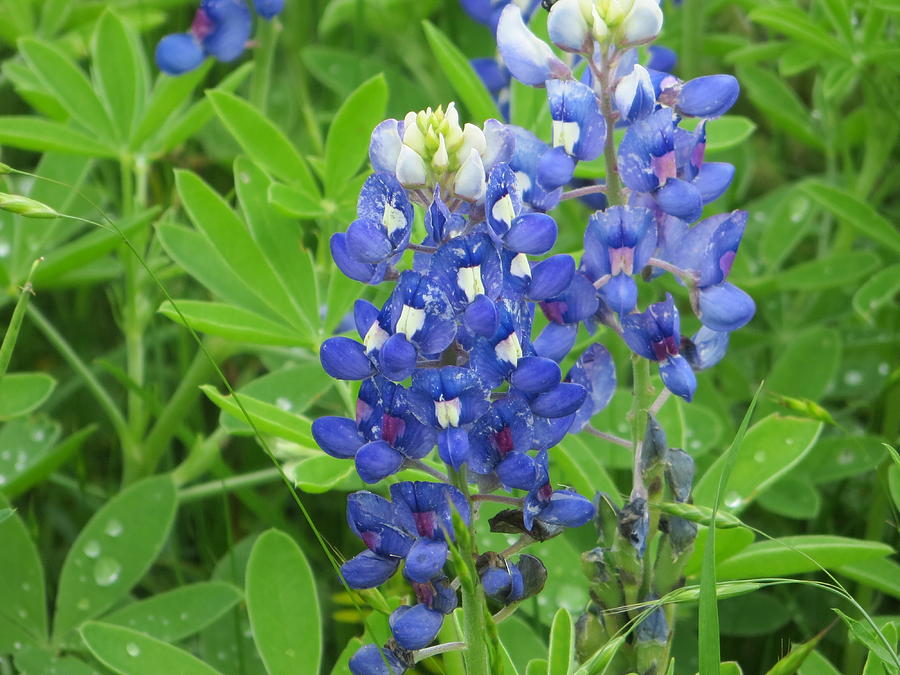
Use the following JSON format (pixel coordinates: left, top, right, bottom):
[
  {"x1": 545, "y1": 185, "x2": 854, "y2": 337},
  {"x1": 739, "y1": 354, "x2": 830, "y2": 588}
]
[
  {"x1": 716, "y1": 536, "x2": 893, "y2": 580},
  {"x1": 104, "y1": 582, "x2": 242, "y2": 643},
  {"x1": 208, "y1": 90, "x2": 318, "y2": 194},
  {"x1": 19, "y1": 37, "x2": 116, "y2": 142},
  {"x1": 776, "y1": 251, "x2": 881, "y2": 291},
  {"x1": 573, "y1": 636, "x2": 626, "y2": 675},
  {"x1": 818, "y1": 0, "x2": 854, "y2": 44},
  {"x1": 800, "y1": 435, "x2": 888, "y2": 484},
  {"x1": 246, "y1": 530, "x2": 322, "y2": 675},
  {"x1": 132, "y1": 62, "x2": 212, "y2": 150},
  {"x1": 698, "y1": 386, "x2": 763, "y2": 675},
  {"x1": 736, "y1": 65, "x2": 823, "y2": 149},
  {"x1": 268, "y1": 183, "x2": 330, "y2": 219},
  {"x1": 526, "y1": 659, "x2": 549, "y2": 675},
  {"x1": 422, "y1": 21, "x2": 502, "y2": 122},
  {"x1": 200, "y1": 385, "x2": 315, "y2": 447},
  {"x1": 324, "y1": 74, "x2": 388, "y2": 193},
  {"x1": 499, "y1": 614, "x2": 547, "y2": 674},
  {"x1": 80, "y1": 622, "x2": 221, "y2": 675},
  {"x1": 91, "y1": 10, "x2": 147, "y2": 141},
  {"x1": 797, "y1": 649, "x2": 842, "y2": 675},
  {"x1": 837, "y1": 558, "x2": 900, "y2": 601},
  {"x1": 289, "y1": 454, "x2": 356, "y2": 494},
  {"x1": 749, "y1": 6, "x2": 848, "y2": 59},
  {"x1": 801, "y1": 180, "x2": 900, "y2": 254},
  {"x1": 174, "y1": 170, "x2": 306, "y2": 331},
  {"x1": 13, "y1": 644, "x2": 96, "y2": 675},
  {"x1": 555, "y1": 433, "x2": 620, "y2": 506},
  {"x1": 0, "y1": 508, "x2": 12, "y2": 524},
  {"x1": 694, "y1": 415, "x2": 823, "y2": 514},
  {"x1": 720, "y1": 591, "x2": 792, "y2": 638},
  {"x1": 0, "y1": 116, "x2": 117, "y2": 156},
  {"x1": 158, "y1": 300, "x2": 306, "y2": 347},
  {"x1": 0, "y1": 496, "x2": 48, "y2": 653},
  {"x1": 853, "y1": 264, "x2": 900, "y2": 321},
  {"x1": 53, "y1": 476, "x2": 177, "y2": 641},
  {"x1": 683, "y1": 115, "x2": 757, "y2": 153},
  {"x1": 0, "y1": 423, "x2": 94, "y2": 500},
  {"x1": 757, "y1": 477, "x2": 821, "y2": 520},
  {"x1": 832, "y1": 609, "x2": 900, "y2": 671},
  {"x1": 547, "y1": 608, "x2": 574, "y2": 675},
  {"x1": 0, "y1": 373, "x2": 56, "y2": 419},
  {"x1": 219, "y1": 363, "x2": 331, "y2": 436},
  {"x1": 764, "y1": 328, "x2": 841, "y2": 413}
]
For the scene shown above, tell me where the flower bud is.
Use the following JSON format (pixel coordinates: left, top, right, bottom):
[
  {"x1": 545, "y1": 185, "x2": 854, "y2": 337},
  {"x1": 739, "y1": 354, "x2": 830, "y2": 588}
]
[
  {"x1": 454, "y1": 149, "x2": 487, "y2": 202},
  {"x1": 547, "y1": 0, "x2": 592, "y2": 53},
  {"x1": 498, "y1": 5, "x2": 571, "y2": 87},
  {"x1": 620, "y1": 0, "x2": 663, "y2": 45},
  {"x1": 614, "y1": 64, "x2": 656, "y2": 123},
  {"x1": 0, "y1": 193, "x2": 59, "y2": 219},
  {"x1": 395, "y1": 145, "x2": 428, "y2": 187}
]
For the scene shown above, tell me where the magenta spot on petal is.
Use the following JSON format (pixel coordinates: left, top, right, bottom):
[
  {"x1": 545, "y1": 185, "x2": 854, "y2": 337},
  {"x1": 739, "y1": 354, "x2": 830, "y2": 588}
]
[
  {"x1": 412, "y1": 581, "x2": 435, "y2": 607},
  {"x1": 540, "y1": 300, "x2": 569, "y2": 324},
  {"x1": 356, "y1": 400, "x2": 372, "y2": 425},
  {"x1": 413, "y1": 511, "x2": 437, "y2": 538},
  {"x1": 361, "y1": 531, "x2": 380, "y2": 551},
  {"x1": 651, "y1": 151, "x2": 677, "y2": 185},
  {"x1": 381, "y1": 414, "x2": 406, "y2": 447},
  {"x1": 652, "y1": 336, "x2": 679, "y2": 362},
  {"x1": 538, "y1": 483, "x2": 553, "y2": 502},
  {"x1": 492, "y1": 426, "x2": 515, "y2": 457},
  {"x1": 191, "y1": 9, "x2": 214, "y2": 40},
  {"x1": 609, "y1": 246, "x2": 635, "y2": 275},
  {"x1": 719, "y1": 250, "x2": 735, "y2": 280},
  {"x1": 691, "y1": 141, "x2": 706, "y2": 171}
]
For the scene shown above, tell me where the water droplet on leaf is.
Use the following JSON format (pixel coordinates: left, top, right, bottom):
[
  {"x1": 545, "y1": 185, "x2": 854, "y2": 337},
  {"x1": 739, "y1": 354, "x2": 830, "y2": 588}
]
[{"x1": 93, "y1": 557, "x2": 121, "y2": 587}]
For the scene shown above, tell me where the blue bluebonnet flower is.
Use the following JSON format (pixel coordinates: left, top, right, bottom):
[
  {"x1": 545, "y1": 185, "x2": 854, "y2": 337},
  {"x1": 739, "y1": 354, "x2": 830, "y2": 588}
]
[
  {"x1": 349, "y1": 644, "x2": 408, "y2": 675},
  {"x1": 622, "y1": 294, "x2": 697, "y2": 401},
  {"x1": 155, "y1": 0, "x2": 283, "y2": 75},
  {"x1": 523, "y1": 450, "x2": 595, "y2": 530},
  {"x1": 497, "y1": 5, "x2": 572, "y2": 86},
  {"x1": 615, "y1": 64, "x2": 656, "y2": 124}
]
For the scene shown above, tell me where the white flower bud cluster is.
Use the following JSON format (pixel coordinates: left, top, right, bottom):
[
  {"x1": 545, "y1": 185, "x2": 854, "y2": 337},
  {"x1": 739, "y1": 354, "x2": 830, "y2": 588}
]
[{"x1": 548, "y1": 0, "x2": 662, "y2": 52}]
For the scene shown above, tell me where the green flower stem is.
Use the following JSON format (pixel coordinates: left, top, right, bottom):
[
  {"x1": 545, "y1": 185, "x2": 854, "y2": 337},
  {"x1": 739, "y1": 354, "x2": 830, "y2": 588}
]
[
  {"x1": 140, "y1": 338, "x2": 232, "y2": 478},
  {"x1": 630, "y1": 356, "x2": 654, "y2": 499},
  {"x1": 177, "y1": 466, "x2": 281, "y2": 504},
  {"x1": 597, "y1": 52, "x2": 623, "y2": 207},
  {"x1": 250, "y1": 18, "x2": 280, "y2": 114},
  {"x1": 171, "y1": 427, "x2": 231, "y2": 487},
  {"x1": 449, "y1": 467, "x2": 492, "y2": 675},
  {"x1": 0, "y1": 258, "x2": 41, "y2": 381},
  {"x1": 27, "y1": 303, "x2": 137, "y2": 463}
]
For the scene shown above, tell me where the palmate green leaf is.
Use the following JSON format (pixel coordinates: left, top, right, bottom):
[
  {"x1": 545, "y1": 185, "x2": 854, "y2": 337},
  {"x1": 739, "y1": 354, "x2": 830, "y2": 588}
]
[
  {"x1": 775, "y1": 250, "x2": 881, "y2": 291},
  {"x1": 547, "y1": 608, "x2": 574, "y2": 675},
  {"x1": 131, "y1": 61, "x2": 212, "y2": 150},
  {"x1": 219, "y1": 363, "x2": 331, "y2": 436},
  {"x1": 0, "y1": 422, "x2": 94, "y2": 500},
  {"x1": 0, "y1": 494, "x2": 47, "y2": 653},
  {"x1": 174, "y1": 170, "x2": 308, "y2": 332},
  {"x1": 200, "y1": 385, "x2": 315, "y2": 448},
  {"x1": 3, "y1": 59, "x2": 69, "y2": 121},
  {"x1": 715, "y1": 536, "x2": 893, "y2": 580},
  {"x1": 53, "y1": 476, "x2": 177, "y2": 642},
  {"x1": 526, "y1": 659, "x2": 549, "y2": 675},
  {"x1": 694, "y1": 414, "x2": 822, "y2": 514},
  {"x1": 81, "y1": 622, "x2": 221, "y2": 675},
  {"x1": 234, "y1": 158, "x2": 319, "y2": 341},
  {"x1": 91, "y1": 9, "x2": 148, "y2": 141},
  {"x1": 324, "y1": 74, "x2": 388, "y2": 193},
  {"x1": 18, "y1": 37, "x2": 116, "y2": 143},
  {"x1": 268, "y1": 183, "x2": 331, "y2": 219},
  {"x1": 13, "y1": 644, "x2": 96, "y2": 674},
  {"x1": 685, "y1": 525, "x2": 756, "y2": 577},
  {"x1": 736, "y1": 65, "x2": 824, "y2": 149},
  {"x1": 208, "y1": 90, "x2": 319, "y2": 195},
  {"x1": 158, "y1": 300, "x2": 307, "y2": 347},
  {"x1": 0, "y1": 116, "x2": 117, "y2": 156},
  {"x1": 801, "y1": 180, "x2": 900, "y2": 253},
  {"x1": 104, "y1": 582, "x2": 242, "y2": 643},
  {"x1": 246, "y1": 530, "x2": 322, "y2": 675},
  {"x1": 854, "y1": 264, "x2": 900, "y2": 322},
  {"x1": 422, "y1": 21, "x2": 503, "y2": 122},
  {"x1": 0, "y1": 508, "x2": 12, "y2": 525},
  {"x1": 749, "y1": 6, "x2": 848, "y2": 59},
  {"x1": 0, "y1": 373, "x2": 55, "y2": 419}
]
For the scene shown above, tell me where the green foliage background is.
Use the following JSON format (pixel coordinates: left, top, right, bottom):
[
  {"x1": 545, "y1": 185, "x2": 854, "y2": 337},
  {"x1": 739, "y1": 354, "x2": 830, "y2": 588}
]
[{"x1": 0, "y1": 0, "x2": 897, "y2": 673}]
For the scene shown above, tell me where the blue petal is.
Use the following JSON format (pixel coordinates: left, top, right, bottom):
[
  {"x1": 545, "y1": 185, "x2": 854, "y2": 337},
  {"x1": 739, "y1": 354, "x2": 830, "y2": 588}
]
[
  {"x1": 330, "y1": 233, "x2": 385, "y2": 284},
  {"x1": 511, "y1": 356, "x2": 562, "y2": 395},
  {"x1": 403, "y1": 538, "x2": 448, "y2": 583},
  {"x1": 341, "y1": 551, "x2": 400, "y2": 589},
  {"x1": 497, "y1": 5, "x2": 568, "y2": 87},
  {"x1": 621, "y1": 312, "x2": 657, "y2": 359},
  {"x1": 533, "y1": 322, "x2": 578, "y2": 362},
  {"x1": 698, "y1": 282, "x2": 755, "y2": 332},
  {"x1": 547, "y1": 0, "x2": 590, "y2": 52},
  {"x1": 355, "y1": 441, "x2": 405, "y2": 484},
  {"x1": 694, "y1": 162, "x2": 734, "y2": 204},
  {"x1": 481, "y1": 566, "x2": 512, "y2": 598},
  {"x1": 539, "y1": 273, "x2": 599, "y2": 324},
  {"x1": 252, "y1": 0, "x2": 284, "y2": 18},
  {"x1": 346, "y1": 218, "x2": 395, "y2": 263},
  {"x1": 600, "y1": 274, "x2": 638, "y2": 315},
  {"x1": 312, "y1": 416, "x2": 361, "y2": 459},
  {"x1": 531, "y1": 413, "x2": 574, "y2": 451},
  {"x1": 635, "y1": 603, "x2": 670, "y2": 644},
  {"x1": 155, "y1": 34, "x2": 204, "y2": 75},
  {"x1": 497, "y1": 451, "x2": 540, "y2": 490},
  {"x1": 320, "y1": 337, "x2": 375, "y2": 380},
  {"x1": 369, "y1": 120, "x2": 403, "y2": 175},
  {"x1": 438, "y1": 427, "x2": 471, "y2": 469},
  {"x1": 505, "y1": 212, "x2": 558, "y2": 255},
  {"x1": 201, "y1": 0, "x2": 252, "y2": 62},
  {"x1": 547, "y1": 79, "x2": 606, "y2": 161},
  {"x1": 528, "y1": 254, "x2": 575, "y2": 301},
  {"x1": 349, "y1": 644, "x2": 406, "y2": 675},
  {"x1": 357, "y1": 173, "x2": 414, "y2": 239},
  {"x1": 472, "y1": 58, "x2": 511, "y2": 94},
  {"x1": 379, "y1": 334, "x2": 417, "y2": 382},
  {"x1": 389, "y1": 604, "x2": 444, "y2": 650},
  {"x1": 465, "y1": 295, "x2": 500, "y2": 337},
  {"x1": 655, "y1": 178, "x2": 703, "y2": 223},
  {"x1": 677, "y1": 74, "x2": 740, "y2": 118},
  {"x1": 659, "y1": 355, "x2": 697, "y2": 401},
  {"x1": 530, "y1": 382, "x2": 587, "y2": 418},
  {"x1": 354, "y1": 300, "x2": 380, "y2": 339},
  {"x1": 683, "y1": 326, "x2": 730, "y2": 370},
  {"x1": 647, "y1": 45, "x2": 677, "y2": 73},
  {"x1": 567, "y1": 344, "x2": 617, "y2": 432},
  {"x1": 537, "y1": 490, "x2": 595, "y2": 528},
  {"x1": 536, "y1": 146, "x2": 576, "y2": 191}
]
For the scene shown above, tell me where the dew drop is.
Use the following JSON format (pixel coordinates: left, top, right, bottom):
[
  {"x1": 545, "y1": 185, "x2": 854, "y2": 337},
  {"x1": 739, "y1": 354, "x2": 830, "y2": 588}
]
[
  {"x1": 126, "y1": 643, "x2": 140, "y2": 657},
  {"x1": 690, "y1": 440, "x2": 701, "y2": 450},
  {"x1": 105, "y1": 519, "x2": 123, "y2": 537},
  {"x1": 0, "y1": 475, "x2": 7, "y2": 486},
  {"x1": 77, "y1": 598, "x2": 91, "y2": 611},
  {"x1": 878, "y1": 362, "x2": 889, "y2": 376},
  {"x1": 753, "y1": 451, "x2": 766, "y2": 463},
  {"x1": 21, "y1": 582, "x2": 31, "y2": 592},
  {"x1": 0, "y1": 242, "x2": 10, "y2": 258},
  {"x1": 17, "y1": 608, "x2": 27, "y2": 619},
  {"x1": 285, "y1": 648, "x2": 296, "y2": 658},
  {"x1": 838, "y1": 450, "x2": 855, "y2": 465},
  {"x1": 180, "y1": 612, "x2": 189, "y2": 621},
  {"x1": 724, "y1": 492, "x2": 743, "y2": 509},
  {"x1": 84, "y1": 540, "x2": 101, "y2": 559},
  {"x1": 13, "y1": 642, "x2": 21, "y2": 651},
  {"x1": 843, "y1": 370, "x2": 863, "y2": 386},
  {"x1": 275, "y1": 397, "x2": 293, "y2": 411},
  {"x1": 93, "y1": 557, "x2": 122, "y2": 587}
]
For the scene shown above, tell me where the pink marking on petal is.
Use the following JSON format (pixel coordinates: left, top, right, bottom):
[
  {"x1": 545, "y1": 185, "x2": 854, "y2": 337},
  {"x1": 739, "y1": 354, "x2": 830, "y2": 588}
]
[
  {"x1": 492, "y1": 426, "x2": 515, "y2": 457},
  {"x1": 540, "y1": 300, "x2": 569, "y2": 324},
  {"x1": 651, "y1": 151, "x2": 677, "y2": 185},
  {"x1": 361, "y1": 531, "x2": 380, "y2": 551},
  {"x1": 356, "y1": 400, "x2": 372, "y2": 425},
  {"x1": 381, "y1": 414, "x2": 407, "y2": 447},
  {"x1": 414, "y1": 511, "x2": 437, "y2": 538},
  {"x1": 191, "y1": 8, "x2": 214, "y2": 40},
  {"x1": 609, "y1": 247, "x2": 635, "y2": 275},
  {"x1": 719, "y1": 250, "x2": 735, "y2": 280},
  {"x1": 538, "y1": 483, "x2": 553, "y2": 502},
  {"x1": 691, "y1": 141, "x2": 706, "y2": 172}
]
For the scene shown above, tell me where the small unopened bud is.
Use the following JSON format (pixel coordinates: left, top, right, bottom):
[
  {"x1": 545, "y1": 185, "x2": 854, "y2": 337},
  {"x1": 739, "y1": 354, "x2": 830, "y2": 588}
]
[
  {"x1": 0, "y1": 193, "x2": 59, "y2": 219},
  {"x1": 396, "y1": 145, "x2": 427, "y2": 187},
  {"x1": 620, "y1": 0, "x2": 663, "y2": 45},
  {"x1": 641, "y1": 413, "x2": 668, "y2": 472},
  {"x1": 547, "y1": 0, "x2": 592, "y2": 53},
  {"x1": 665, "y1": 448, "x2": 695, "y2": 503}
]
